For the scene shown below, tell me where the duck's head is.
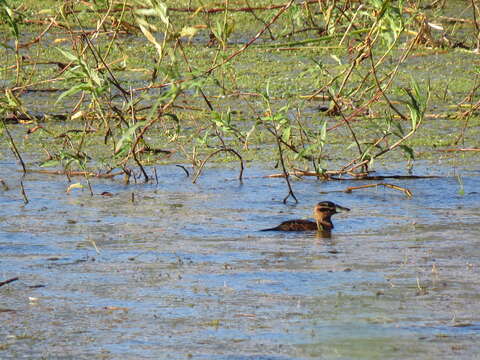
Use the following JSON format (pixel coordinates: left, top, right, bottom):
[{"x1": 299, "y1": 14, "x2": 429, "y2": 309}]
[{"x1": 313, "y1": 201, "x2": 350, "y2": 231}]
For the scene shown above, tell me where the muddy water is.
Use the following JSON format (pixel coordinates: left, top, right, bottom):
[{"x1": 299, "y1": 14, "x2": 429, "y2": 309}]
[{"x1": 1, "y1": 160, "x2": 479, "y2": 359}]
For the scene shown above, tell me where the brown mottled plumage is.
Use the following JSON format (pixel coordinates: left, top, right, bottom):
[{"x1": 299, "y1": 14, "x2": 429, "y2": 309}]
[{"x1": 261, "y1": 201, "x2": 350, "y2": 232}]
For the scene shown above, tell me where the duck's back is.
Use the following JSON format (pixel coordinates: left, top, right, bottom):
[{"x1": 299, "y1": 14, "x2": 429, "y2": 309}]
[{"x1": 261, "y1": 219, "x2": 318, "y2": 232}]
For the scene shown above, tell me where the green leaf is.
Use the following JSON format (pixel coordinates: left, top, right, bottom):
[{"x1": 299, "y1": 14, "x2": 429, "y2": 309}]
[
  {"x1": 56, "y1": 47, "x2": 79, "y2": 62},
  {"x1": 115, "y1": 121, "x2": 147, "y2": 154},
  {"x1": 40, "y1": 159, "x2": 60, "y2": 167},
  {"x1": 400, "y1": 145, "x2": 415, "y2": 160},
  {"x1": 0, "y1": 1, "x2": 19, "y2": 39},
  {"x1": 55, "y1": 84, "x2": 90, "y2": 104},
  {"x1": 320, "y1": 121, "x2": 327, "y2": 142},
  {"x1": 282, "y1": 126, "x2": 291, "y2": 142}
]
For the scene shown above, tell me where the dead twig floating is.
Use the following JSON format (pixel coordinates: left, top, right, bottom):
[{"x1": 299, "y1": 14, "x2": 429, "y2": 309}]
[
  {"x1": 264, "y1": 170, "x2": 328, "y2": 179},
  {"x1": 265, "y1": 169, "x2": 439, "y2": 181},
  {"x1": 22, "y1": 169, "x2": 125, "y2": 178},
  {"x1": 330, "y1": 175, "x2": 441, "y2": 181},
  {"x1": 344, "y1": 183, "x2": 413, "y2": 198},
  {"x1": 192, "y1": 148, "x2": 244, "y2": 184},
  {"x1": 437, "y1": 148, "x2": 480, "y2": 152},
  {"x1": 0, "y1": 277, "x2": 19, "y2": 288}
]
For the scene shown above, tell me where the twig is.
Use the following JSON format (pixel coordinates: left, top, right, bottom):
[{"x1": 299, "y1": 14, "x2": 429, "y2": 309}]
[
  {"x1": 18, "y1": 18, "x2": 55, "y2": 49},
  {"x1": 264, "y1": 169, "x2": 329, "y2": 179},
  {"x1": 331, "y1": 175, "x2": 440, "y2": 181},
  {"x1": 344, "y1": 183, "x2": 413, "y2": 197},
  {"x1": 20, "y1": 181, "x2": 29, "y2": 204},
  {"x1": 2, "y1": 119, "x2": 26, "y2": 174},
  {"x1": 437, "y1": 148, "x2": 480, "y2": 152},
  {"x1": 83, "y1": 173, "x2": 94, "y2": 196},
  {"x1": 272, "y1": 126, "x2": 297, "y2": 204},
  {"x1": 176, "y1": 165, "x2": 190, "y2": 177},
  {"x1": 192, "y1": 148, "x2": 244, "y2": 183},
  {"x1": 368, "y1": 42, "x2": 408, "y2": 121},
  {"x1": 265, "y1": 170, "x2": 439, "y2": 181},
  {"x1": 0, "y1": 277, "x2": 19, "y2": 288}
]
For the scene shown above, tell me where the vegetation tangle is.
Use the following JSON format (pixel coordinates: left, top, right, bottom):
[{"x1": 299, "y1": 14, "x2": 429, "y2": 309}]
[{"x1": 1, "y1": 0, "x2": 479, "y2": 201}]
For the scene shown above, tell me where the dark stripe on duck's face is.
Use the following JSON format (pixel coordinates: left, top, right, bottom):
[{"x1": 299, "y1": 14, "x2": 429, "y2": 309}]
[
  {"x1": 318, "y1": 201, "x2": 335, "y2": 207},
  {"x1": 315, "y1": 202, "x2": 350, "y2": 213},
  {"x1": 317, "y1": 207, "x2": 335, "y2": 212}
]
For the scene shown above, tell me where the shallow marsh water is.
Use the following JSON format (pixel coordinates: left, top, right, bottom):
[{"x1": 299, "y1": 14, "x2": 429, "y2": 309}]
[
  {"x1": 2, "y1": 0, "x2": 480, "y2": 357},
  {"x1": 1, "y1": 158, "x2": 480, "y2": 359}
]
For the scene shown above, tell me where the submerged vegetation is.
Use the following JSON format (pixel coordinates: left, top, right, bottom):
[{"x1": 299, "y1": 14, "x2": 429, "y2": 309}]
[{"x1": 1, "y1": 0, "x2": 479, "y2": 200}]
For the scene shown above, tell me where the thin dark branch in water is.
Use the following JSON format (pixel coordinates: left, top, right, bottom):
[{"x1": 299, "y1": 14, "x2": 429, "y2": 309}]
[
  {"x1": 0, "y1": 277, "x2": 19, "y2": 288},
  {"x1": 74, "y1": 12, "x2": 130, "y2": 101},
  {"x1": 343, "y1": 183, "x2": 413, "y2": 198},
  {"x1": 83, "y1": 173, "x2": 94, "y2": 196},
  {"x1": 176, "y1": 165, "x2": 190, "y2": 177},
  {"x1": 132, "y1": 148, "x2": 149, "y2": 182},
  {"x1": 121, "y1": 101, "x2": 176, "y2": 183},
  {"x1": 153, "y1": 167, "x2": 159, "y2": 185},
  {"x1": 264, "y1": 127, "x2": 314, "y2": 161},
  {"x1": 330, "y1": 94, "x2": 364, "y2": 158},
  {"x1": 272, "y1": 127, "x2": 297, "y2": 204},
  {"x1": 2, "y1": 119, "x2": 26, "y2": 174},
  {"x1": 122, "y1": 167, "x2": 132, "y2": 185},
  {"x1": 368, "y1": 44, "x2": 408, "y2": 121},
  {"x1": 176, "y1": 38, "x2": 214, "y2": 111},
  {"x1": 192, "y1": 148, "x2": 244, "y2": 184},
  {"x1": 20, "y1": 181, "x2": 29, "y2": 204}
]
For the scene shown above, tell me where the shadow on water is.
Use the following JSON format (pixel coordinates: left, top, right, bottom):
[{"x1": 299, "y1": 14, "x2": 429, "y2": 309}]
[{"x1": 1, "y1": 161, "x2": 479, "y2": 359}]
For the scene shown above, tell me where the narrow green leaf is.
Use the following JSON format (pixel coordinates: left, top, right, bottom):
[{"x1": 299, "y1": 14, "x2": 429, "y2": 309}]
[{"x1": 115, "y1": 121, "x2": 147, "y2": 154}]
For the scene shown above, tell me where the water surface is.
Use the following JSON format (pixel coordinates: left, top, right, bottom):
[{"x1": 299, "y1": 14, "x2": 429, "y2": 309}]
[{"x1": 1, "y1": 160, "x2": 479, "y2": 359}]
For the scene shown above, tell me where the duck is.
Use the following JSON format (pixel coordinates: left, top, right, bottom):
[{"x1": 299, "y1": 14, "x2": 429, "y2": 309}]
[{"x1": 261, "y1": 201, "x2": 350, "y2": 232}]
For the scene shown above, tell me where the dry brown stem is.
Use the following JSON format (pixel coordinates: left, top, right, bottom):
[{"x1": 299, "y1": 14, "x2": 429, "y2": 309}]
[{"x1": 344, "y1": 183, "x2": 413, "y2": 198}]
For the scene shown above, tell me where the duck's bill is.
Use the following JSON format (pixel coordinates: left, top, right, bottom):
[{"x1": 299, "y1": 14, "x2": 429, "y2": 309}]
[{"x1": 335, "y1": 204, "x2": 350, "y2": 212}]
